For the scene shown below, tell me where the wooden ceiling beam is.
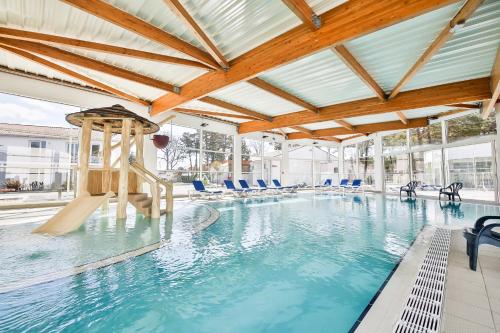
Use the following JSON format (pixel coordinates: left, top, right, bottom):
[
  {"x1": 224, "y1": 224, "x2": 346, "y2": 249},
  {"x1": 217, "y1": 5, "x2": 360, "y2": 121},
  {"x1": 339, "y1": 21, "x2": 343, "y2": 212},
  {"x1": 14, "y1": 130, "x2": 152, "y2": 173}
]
[
  {"x1": 341, "y1": 134, "x2": 367, "y2": 141},
  {"x1": 199, "y1": 96, "x2": 273, "y2": 122},
  {"x1": 287, "y1": 117, "x2": 429, "y2": 140},
  {"x1": 446, "y1": 103, "x2": 479, "y2": 109},
  {"x1": 248, "y1": 77, "x2": 319, "y2": 113},
  {"x1": 290, "y1": 126, "x2": 313, "y2": 135},
  {"x1": 151, "y1": 0, "x2": 460, "y2": 115},
  {"x1": 61, "y1": 0, "x2": 219, "y2": 69},
  {"x1": 395, "y1": 111, "x2": 409, "y2": 125},
  {"x1": 0, "y1": 43, "x2": 149, "y2": 106},
  {"x1": 0, "y1": 27, "x2": 212, "y2": 70},
  {"x1": 281, "y1": 0, "x2": 321, "y2": 30},
  {"x1": 332, "y1": 45, "x2": 386, "y2": 100},
  {"x1": 389, "y1": 0, "x2": 484, "y2": 99},
  {"x1": 174, "y1": 107, "x2": 257, "y2": 120},
  {"x1": 0, "y1": 37, "x2": 177, "y2": 92},
  {"x1": 481, "y1": 46, "x2": 500, "y2": 119},
  {"x1": 238, "y1": 78, "x2": 491, "y2": 134},
  {"x1": 162, "y1": 0, "x2": 228, "y2": 69},
  {"x1": 334, "y1": 119, "x2": 354, "y2": 131}
]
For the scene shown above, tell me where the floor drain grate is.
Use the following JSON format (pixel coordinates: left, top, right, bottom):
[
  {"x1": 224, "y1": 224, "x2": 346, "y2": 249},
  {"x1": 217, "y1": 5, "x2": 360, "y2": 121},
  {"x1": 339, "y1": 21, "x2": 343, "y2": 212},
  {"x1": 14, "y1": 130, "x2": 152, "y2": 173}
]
[{"x1": 393, "y1": 228, "x2": 451, "y2": 333}]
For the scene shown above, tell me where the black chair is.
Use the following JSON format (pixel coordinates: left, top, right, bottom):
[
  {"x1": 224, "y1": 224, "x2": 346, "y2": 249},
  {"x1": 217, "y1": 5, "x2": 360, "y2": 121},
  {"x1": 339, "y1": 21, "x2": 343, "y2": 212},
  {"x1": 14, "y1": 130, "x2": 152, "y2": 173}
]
[
  {"x1": 439, "y1": 182, "x2": 462, "y2": 201},
  {"x1": 400, "y1": 181, "x2": 418, "y2": 197},
  {"x1": 463, "y1": 216, "x2": 500, "y2": 271}
]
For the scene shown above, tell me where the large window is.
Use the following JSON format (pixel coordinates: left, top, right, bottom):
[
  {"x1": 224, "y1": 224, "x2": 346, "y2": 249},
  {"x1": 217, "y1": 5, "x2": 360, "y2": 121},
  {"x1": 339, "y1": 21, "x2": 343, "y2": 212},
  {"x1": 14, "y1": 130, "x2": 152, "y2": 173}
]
[
  {"x1": 447, "y1": 113, "x2": 496, "y2": 143},
  {"x1": 411, "y1": 150, "x2": 442, "y2": 186},
  {"x1": 445, "y1": 143, "x2": 494, "y2": 200},
  {"x1": 242, "y1": 138, "x2": 262, "y2": 186},
  {"x1": 289, "y1": 144, "x2": 313, "y2": 185},
  {"x1": 157, "y1": 124, "x2": 201, "y2": 184},
  {"x1": 358, "y1": 140, "x2": 375, "y2": 186},
  {"x1": 384, "y1": 154, "x2": 409, "y2": 190},
  {"x1": 410, "y1": 123, "x2": 442, "y2": 147},
  {"x1": 383, "y1": 131, "x2": 407, "y2": 154},
  {"x1": 343, "y1": 144, "x2": 356, "y2": 181},
  {"x1": 263, "y1": 141, "x2": 282, "y2": 184},
  {"x1": 313, "y1": 146, "x2": 339, "y2": 185},
  {"x1": 202, "y1": 130, "x2": 233, "y2": 185}
]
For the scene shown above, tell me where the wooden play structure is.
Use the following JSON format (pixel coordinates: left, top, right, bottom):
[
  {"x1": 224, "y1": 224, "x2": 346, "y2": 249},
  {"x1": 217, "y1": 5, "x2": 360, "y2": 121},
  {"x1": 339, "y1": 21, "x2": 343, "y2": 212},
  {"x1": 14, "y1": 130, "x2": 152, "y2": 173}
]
[{"x1": 33, "y1": 104, "x2": 173, "y2": 236}]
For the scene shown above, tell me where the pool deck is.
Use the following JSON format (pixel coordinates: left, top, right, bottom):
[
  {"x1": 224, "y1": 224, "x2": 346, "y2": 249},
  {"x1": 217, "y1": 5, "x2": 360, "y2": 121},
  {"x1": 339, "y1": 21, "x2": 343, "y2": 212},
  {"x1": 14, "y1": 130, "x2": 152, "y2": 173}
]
[
  {"x1": 356, "y1": 228, "x2": 500, "y2": 333},
  {"x1": 441, "y1": 231, "x2": 500, "y2": 333}
]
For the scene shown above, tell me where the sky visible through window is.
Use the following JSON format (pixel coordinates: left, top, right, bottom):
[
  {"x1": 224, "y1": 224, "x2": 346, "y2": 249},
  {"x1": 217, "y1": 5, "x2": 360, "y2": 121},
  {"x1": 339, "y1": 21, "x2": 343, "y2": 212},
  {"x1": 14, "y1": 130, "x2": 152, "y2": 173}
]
[{"x1": 0, "y1": 92, "x2": 79, "y2": 128}]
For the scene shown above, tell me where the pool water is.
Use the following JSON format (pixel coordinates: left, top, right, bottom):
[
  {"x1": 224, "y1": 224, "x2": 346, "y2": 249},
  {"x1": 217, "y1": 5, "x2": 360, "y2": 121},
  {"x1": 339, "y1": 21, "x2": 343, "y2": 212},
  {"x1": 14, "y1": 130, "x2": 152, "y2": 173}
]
[{"x1": 1, "y1": 193, "x2": 499, "y2": 332}]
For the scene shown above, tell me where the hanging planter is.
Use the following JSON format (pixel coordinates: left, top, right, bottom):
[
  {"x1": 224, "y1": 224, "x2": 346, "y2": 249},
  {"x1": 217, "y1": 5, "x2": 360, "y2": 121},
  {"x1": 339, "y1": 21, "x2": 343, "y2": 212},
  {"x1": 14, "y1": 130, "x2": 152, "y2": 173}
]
[{"x1": 152, "y1": 135, "x2": 170, "y2": 149}]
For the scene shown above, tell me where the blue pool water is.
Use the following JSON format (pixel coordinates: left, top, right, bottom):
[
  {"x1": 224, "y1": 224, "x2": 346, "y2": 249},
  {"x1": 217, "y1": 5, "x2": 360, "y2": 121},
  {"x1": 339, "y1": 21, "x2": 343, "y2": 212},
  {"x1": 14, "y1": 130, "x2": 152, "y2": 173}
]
[{"x1": 1, "y1": 194, "x2": 499, "y2": 332}]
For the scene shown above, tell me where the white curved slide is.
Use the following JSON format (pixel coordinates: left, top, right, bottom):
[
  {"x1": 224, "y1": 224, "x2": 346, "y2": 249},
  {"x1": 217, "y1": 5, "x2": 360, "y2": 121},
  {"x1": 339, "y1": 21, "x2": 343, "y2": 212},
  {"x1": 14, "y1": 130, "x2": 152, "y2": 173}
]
[{"x1": 33, "y1": 191, "x2": 115, "y2": 236}]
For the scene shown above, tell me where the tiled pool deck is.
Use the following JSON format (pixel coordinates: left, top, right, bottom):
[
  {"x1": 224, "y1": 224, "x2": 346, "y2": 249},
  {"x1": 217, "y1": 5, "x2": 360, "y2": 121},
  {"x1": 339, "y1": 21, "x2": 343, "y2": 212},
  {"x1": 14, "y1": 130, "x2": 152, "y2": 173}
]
[
  {"x1": 356, "y1": 228, "x2": 500, "y2": 333},
  {"x1": 441, "y1": 231, "x2": 500, "y2": 333}
]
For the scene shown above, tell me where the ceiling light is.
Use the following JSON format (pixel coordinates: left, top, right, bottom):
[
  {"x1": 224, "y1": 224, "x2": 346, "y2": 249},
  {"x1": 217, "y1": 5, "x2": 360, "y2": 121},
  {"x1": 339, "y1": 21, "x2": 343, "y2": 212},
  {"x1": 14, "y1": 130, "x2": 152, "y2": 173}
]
[{"x1": 450, "y1": 19, "x2": 466, "y2": 33}]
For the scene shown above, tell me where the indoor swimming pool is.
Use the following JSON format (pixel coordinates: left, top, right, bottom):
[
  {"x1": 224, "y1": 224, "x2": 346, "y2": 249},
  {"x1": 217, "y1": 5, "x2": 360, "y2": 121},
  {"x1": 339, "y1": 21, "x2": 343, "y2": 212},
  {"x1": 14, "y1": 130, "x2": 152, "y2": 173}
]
[{"x1": 1, "y1": 193, "x2": 499, "y2": 333}]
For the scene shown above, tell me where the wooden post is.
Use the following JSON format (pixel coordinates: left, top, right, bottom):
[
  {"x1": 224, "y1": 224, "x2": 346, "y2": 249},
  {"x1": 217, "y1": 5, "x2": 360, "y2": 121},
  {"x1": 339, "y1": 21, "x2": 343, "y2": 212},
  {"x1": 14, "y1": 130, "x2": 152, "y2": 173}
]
[
  {"x1": 166, "y1": 182, "x2": 173, "y2": 213},
  {"x1": 134, "y1": 121, "x2": 144, "y2": 193},
  {"x1": 77, "y1": 118, "x2": 92, "y2": 197},
  {"x1": 102, "y1": 122, "x2": 112, "y2": 210},
  {"x1": 102, "y1": 122, "x2": 112, "y2": 191},
  {"x1": 151, "y1": 182, "x2": 161, "y2": 219},
  {"x1": 117, "y1": 119, "x2": 131, "y2": 219}
]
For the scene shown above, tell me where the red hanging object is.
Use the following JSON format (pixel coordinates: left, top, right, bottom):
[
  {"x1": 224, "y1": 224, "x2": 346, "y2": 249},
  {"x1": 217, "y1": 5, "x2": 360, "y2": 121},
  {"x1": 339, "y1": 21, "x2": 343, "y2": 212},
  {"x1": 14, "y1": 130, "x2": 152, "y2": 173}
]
[{"x1": 152, "y1": 135, "x2": 170, "y2": 149}]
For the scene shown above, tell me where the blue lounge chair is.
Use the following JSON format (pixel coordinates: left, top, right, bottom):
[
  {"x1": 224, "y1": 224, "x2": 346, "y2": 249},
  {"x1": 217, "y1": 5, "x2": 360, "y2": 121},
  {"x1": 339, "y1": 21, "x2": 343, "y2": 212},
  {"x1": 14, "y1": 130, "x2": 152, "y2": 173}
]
[
  {"x1": 315, "y1": 179, "x2": 332, "y2": 188},
  {"x1": 238, "y1": 180, "x2": 261, "y2": 194},
  {"x1": 257, "y1": 179, "x2": 281, "y2": 194},
  {"x1": 272, "y1": 179, "x2": 298, "y2": 193},
  {"x1": 330, "y1": 179, "x2": 349, "y2": 192},
  {"x1": 345, "y1": 179, "x2": 363, "y2": 193},
  {"x1": 463, "y1": 216, "x2": 500, "y2": 271},
  {"x1": 224, "y1": 180, "x2": 251, "y2": 197},
  {"x1": 191, "y1": 180, "x2": 223, "y2": 200},
  {"x1": 315, "y1": 179, "x2": 332, "y2": 193}
]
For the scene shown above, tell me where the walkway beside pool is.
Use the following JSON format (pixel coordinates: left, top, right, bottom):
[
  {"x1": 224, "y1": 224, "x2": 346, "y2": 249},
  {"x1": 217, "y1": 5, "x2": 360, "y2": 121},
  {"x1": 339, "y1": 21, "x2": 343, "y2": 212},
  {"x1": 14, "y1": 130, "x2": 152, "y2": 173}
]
[
  {"x1": 356, "y1": 228, "x2": 500, "y2": 332},
  {"x1": 441, "y1": 231, "x2": 500, "y2": 333}
]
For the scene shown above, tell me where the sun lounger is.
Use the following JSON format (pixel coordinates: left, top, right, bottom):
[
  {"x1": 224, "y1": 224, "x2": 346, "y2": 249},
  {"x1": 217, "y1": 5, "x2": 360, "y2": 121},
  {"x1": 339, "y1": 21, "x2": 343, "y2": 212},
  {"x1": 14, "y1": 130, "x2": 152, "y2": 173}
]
[
  {"x1": 463, "y1": 216, "x2": 500, "y2": 271},
  {"x1": 344, "y1": 179, "x2": 363, "y2": 193},
  {"x1": 191, "y1": 180, "x2": 223, "y2": 200},
  {"x1": 224, "y1": 180, "x2": 251, "y2": 197},
  {"x1": 330, "y1": 179, "x2": 349, "y2": 192},
  {"x1": 239, "y1": 179, "x2": 263, "y2": 194},
  {"x1": 257, "y1": 179, "x2": 282, "y2": 194},
  {"x1": 272, "y1": 179, "x2": 298, "y2": 193},
  {"x1": 315, "y1": 179, "x2": 332, "y2": 192}
]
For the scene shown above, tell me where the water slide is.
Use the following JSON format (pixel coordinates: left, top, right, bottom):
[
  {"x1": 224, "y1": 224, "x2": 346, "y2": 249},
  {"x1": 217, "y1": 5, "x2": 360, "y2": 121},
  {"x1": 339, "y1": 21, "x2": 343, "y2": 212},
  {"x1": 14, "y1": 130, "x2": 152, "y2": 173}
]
[{"x1": 33, "y1": 191, "x2": 115, "y2": 236}]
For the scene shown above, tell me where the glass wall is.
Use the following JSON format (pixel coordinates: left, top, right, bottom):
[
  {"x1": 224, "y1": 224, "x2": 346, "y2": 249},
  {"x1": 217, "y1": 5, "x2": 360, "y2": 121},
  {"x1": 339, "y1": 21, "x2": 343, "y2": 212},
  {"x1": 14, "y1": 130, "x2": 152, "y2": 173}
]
[
  {"x1": 445, "y1": 143, "x2": 494, "y2": 200},
  {"x1": 343, "y1": 144, "x2": 356, "y2": 181},
  {"x1": 313, "y1": 146, "x2": 339, "y2": 185},
  {"x1": 157, "y1": 124, "x2": 234, "y2": 192},
  {"x1": 379, "y1": 111, "x2": 497, "y2": 201},
  {"x1": 157, "y1": 124, "x2": 201, "y2": 185},
  {"x1": 447, "y1": 113, "x2": 496, "y2": 143},
  {"x1": 411, "y1": 150, "x2": 442, "y2": 186},
  {"x1": 289, "y1": 144, "x2": 313, "y2": 185},
  {"x1": 358, "y1": 140, "x2": 375, "y2": 186},
  {"x1": 263, "y1": 141, "x2": 282, "y2": 185},
  {"x1": 242, "y1": 138, "x2": 262, "y2": 185},
  {"x1": 202, "y1": 130, "x2": 233, "y2": 186},
  {"x1": 384, "y1": 154, "x2": 409, "y2": 190}
]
